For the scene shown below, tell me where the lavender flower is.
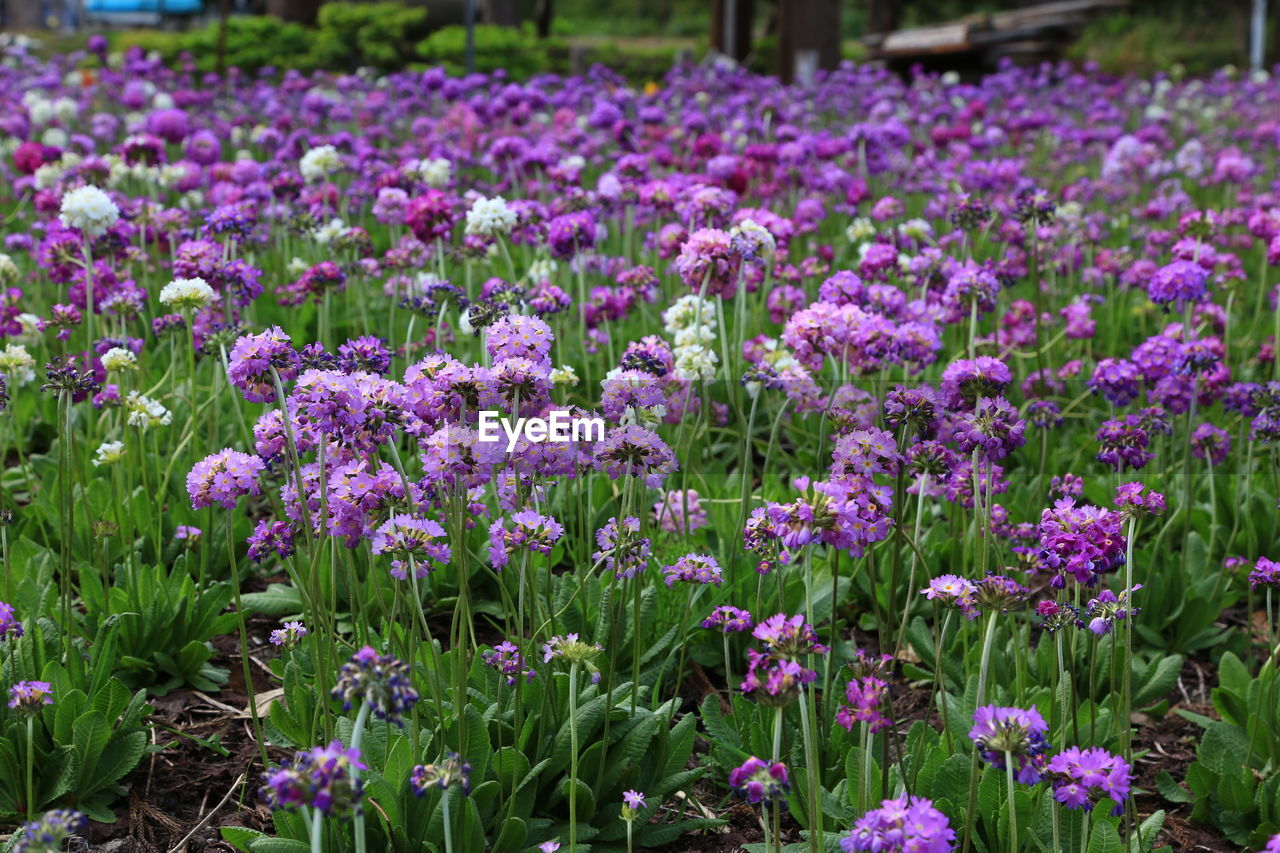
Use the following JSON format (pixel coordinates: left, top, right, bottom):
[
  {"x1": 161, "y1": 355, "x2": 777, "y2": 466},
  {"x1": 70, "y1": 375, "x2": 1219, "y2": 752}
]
[
  {"x1": 0, "y1": 600, "x2": 23, "y2": 639},
  {"x1": 1045, "y1": 747, "x2": 1133, "y2": 814},
  {"x1": 12, "y1": 809, "x2": 88, "y2": 853},
  {"x1": 1251, "y1": 557, "x2": 1280, "y2": 588},
  {"x1": 269, "y1": 621, "x2": 308, "y2": 649},
  {"x1": 728, "y1": 757, "x2": 789, "y2": 804},
  {"x1": 411, "y1": 754, "x2": 472, "y2": 796},
  {"x1": 592, "y1": 516, "x2": 652, "y2": 580},
  {"x1": 702, "y1": 606, "x2": 754, "y2": 633},
  {"x1": 543, "y1": 633, "x2": 604, "y2": 684},
  {"x1": 227, "y1": 326, "x2": 301, "y2": 403},
  {"x1": 662, "y1": 553, "x2": 723, "y2": 587},
  {"x1": 186, "y1": 449, "x2": 265, "y2": 510},
  {"x1": 840, "y1": 796, "x2": 956, "y2": 853},
  {"x1": 371, "y1": 514, "x2": 451, "y2": 580},
  {"x1": 8, "y1": 681, "x2": 53, "y2": 713},
  {"x1": 969, "y1": 705, "x2": 1049, "y2": 783},
  {"x1": 260, "y1": 741, "x2": 365, "y2": 815},
  {"x1": 488, "y1": 511, "x2": 563, "y2": 571},
  {"x1": 482, "y1": 641, "x2": 536, "y2": 686},
  {"x1": 331, "y1": 646, "x2": 419, "y2": 725}
]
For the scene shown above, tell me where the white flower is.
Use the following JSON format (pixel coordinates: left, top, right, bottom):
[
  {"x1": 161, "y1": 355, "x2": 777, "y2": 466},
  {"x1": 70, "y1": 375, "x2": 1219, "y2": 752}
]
[
  {"x1": 898, "y1": 218, "x2": 933, "y2": 242},
  {"x1": 673, "y1": 344, "x2": 718, "y2": 381},
  {"x1": 40, "y1": 127, "x2": 67, "y2": 149},
  {"x1": 159, "y1": 277, "x2": 217, "y2": 311},
  {"x1": 33, "y1": 163, "x2": 62, "y2": 191},
  {"x1": 661, "y1": 294, "x2": 717, "y2": 335},
  {"x1": 125, "y1": 391, "x2": 172, "y2": 429},
  {"x1": 527, "y1": 258, "x2": 556, "y2": 282},
  {"x1": 59, "y1": 185, "x2": 119, "y2": 236},
  {"x1": 101, "y1": 347, "x2": 138, "y2": 372},
  {"x1": 52, "y1": 97, "x2": 78, "y2": 123},
  {"x1": 312, "y1": 218, "x2": 346, "y2": 244},
  {"x1": 464, "y1": 196, "x2": 517, "y2": 238},
  {"x1": 287, "y1": 257, "x2": 309, "y2": 276},
  {"x1": 419, "y1": 157, "x2": 452, "y2": 188},
  {"x1": 672, "y1": 325, "x2": 715, "y2": 348},
  {"x1": 14, "y1": 314, "x2": 41, "y2": 345},
  {"x1": 0, "y1": 254, "x2": 18, "y2": 285},
  {"x1": 549, "y1": 365, "x2": 579, "y2": 385},
  {"x1": 845, "y1": 217, "x2": 876, "y2": 243},
  {"x1": 299, "y1": 145, "x2": 342, "y2": 183},
  {"x1": 151, "y1": 92, "x2": 174, "y2": 110},
  {"x1": 92, "y1": 441, "x2": 126, "y2": 467},
  {"x1": 0, "y1": 344, "x2": 35, "y2": 386}
]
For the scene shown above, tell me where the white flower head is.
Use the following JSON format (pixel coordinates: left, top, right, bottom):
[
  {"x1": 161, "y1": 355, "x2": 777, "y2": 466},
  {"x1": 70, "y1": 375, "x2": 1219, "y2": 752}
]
[
  {"x1": 549, "y1": 365, "x2": 579, "y2": 385},
  {"x1": 0, "y1": 344, "x2": 36, "y2": 386},
  {"x1": 59, "y1": 185, "x2": 119, "y2": 236},
  {"x1": 845, "y1": 217, "x2": 876, "y2": 244},
  {"x1": 101, "y1": 347, "x2": 138, "y2": 372},
  {"x1": 125, "y1": 391, "x2": 172, "y2": 429},
  {"x1": 464, "y1": 196, "x2": 517, "y2": 238},
  {"x1": 0, "y1": 254, "x2": 18, "y2": 285},
  {"x1": 419, "y1": 157, "x2": 452, "y2": 188},
  {"x1": 159, "y1": 277, "x2": 216, "y2": 311},
  {"x1": 300, "y1": 144, "x2": 342, "y2": 183},
  {"x1": 92, "y1": 441, "x2": 126, "y2": 467}
]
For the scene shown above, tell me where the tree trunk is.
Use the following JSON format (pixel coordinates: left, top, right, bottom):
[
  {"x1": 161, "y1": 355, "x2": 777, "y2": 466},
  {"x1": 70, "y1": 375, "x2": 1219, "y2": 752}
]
[
  {"x1": 265, "y1": 0, "x2": 321, "y2": 25},
  {"x1": 710, "y1": 0, "x2": 757, "y2": 62},
  {"x1": 777, "y1": 0, "x2": 840, "y2": 83},
  {"x1": 866, "y1": 0, "x2": 899, "y2": 36},
  {"x1": 535, "y1": 0, "x2": 553, "y2": 38},
  {"x1": 483, "y1": 0, "x2": 521, "y2": 27}
]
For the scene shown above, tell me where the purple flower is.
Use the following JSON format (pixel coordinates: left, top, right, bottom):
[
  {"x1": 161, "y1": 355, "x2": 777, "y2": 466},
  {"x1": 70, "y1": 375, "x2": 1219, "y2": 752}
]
[
  {"x1": 1191, "y1": 422, "x2": 1231, "y2": 465},
  {"x1": 8, "y1": 680, "x2": 53, "y2": 713},
  {"x1": 1114, "y1": 482, "x2": 1166, "y2": 519},
  {"x1": 226, "y1": 326, "x2": 300, "y2": 403},
  {"x1": 621, "y1": 789, "x2": 647, "y2": 814},
  {"x1": 593, "y1": 424, "x2": 678, "y2": 488},
  {"x1": 969, "y1": 705, "x2": 1049, "y2": 784},
  {"x1": 186, "y1": 449, "x2": 265, "y2": 510},
  {"x1": 1083, "y1": 587, "x2": 1142, "y2": 635},
  {"x1": 1249, "y1": 557, "x2": 1280, "y2": 589},
  {"x1": 921, "y1": 574, "x2": 979, "y2": 619},
  {"x1": 482, "y1": 641, "x2": 536, "y2": 686},
  {"x1": 371, "y1": 514, "x2": 450, "y2": 580},
  {"x1": 652, "y1": 489, "x2": 709, "y2": 534},
  {"x1": 0, "y1": 600, "x2": 23, "y2": 639},
  {"x1": 728, "y1": 757, "x2": 789, "y2": 804},
  {"x1": 835, "y1": 675, "x2": 891, "y2": 733},
  {"x1": 247, "y1": 519, "x2": 297, "y2": 564},
  {"x1": 662, "y1": 553, "x2": 723, "y2": 587},
  {"x1": 1045, "y1": 746, "x2": 1133, "y2": 815},
  {"x1": 542, "y1": 633, "x2": 603, "y2": 683},
  {"x1": 840, "y1": 795, "x2": 956, "y2": 853},
  {"x1": 1037, "y1": 499, "x2": 1127, "y2": 588},
  {"x1": 485, "y1": 315, "x2": 554, "y2": 365},
  {"x1": 332, "y1": 646, "x2": 419, "y2": 724},
  {"x1": 13, "y1": 809, "x2": 88, "y2": 853},
  {"x1": 260, "y1": 740, "x2": 365, "y2": 815},
  {"x1": 1088, "y1": 359, "x2": 1143, "y2": 407},
  {"x1": 1096, "y1": 417, "x2": 1153, "y2": 471},
  {"x1": 269, "y1": 621, "x2": 308, "y2": 649},
  {"x1": 675, "y1": 228, "x2": 741, "y2": 298},
  {"x1": 702, "y1": 606, "x2": 754, "y2": 633},
  {"x1": 488, "y1": 511, "x2": 563, "y2": 570},
  {"x1": 953, "y1": 396, "x2": 1025, "y2": 461},
  {"x1": 1264, "y1": 833, "x2": 1280, "y2": 853},
  {"x1": 592, "y1": 516, "x2": 652, "y2": 580},
  {"x1": 411, "y1": 753, "x2": 471, "y2": 796},
  {"x1": 546, "y1": 211, "x2": 598, "y2": 259},
  {"x1": 1148, "y1": 259, "x2": 1209, "y2": 307},
  {"x1": 752, "y1": 613, "x2": 828, "y2": 657},
  {"x1": 939, "y1": 357, "x2": 1012, "y2": 410}
]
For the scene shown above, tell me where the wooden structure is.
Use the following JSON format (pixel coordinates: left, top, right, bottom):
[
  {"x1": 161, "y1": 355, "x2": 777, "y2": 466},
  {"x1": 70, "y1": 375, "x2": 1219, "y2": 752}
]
[{"x1": 863, "y1": 0, "x2": 1129, "y2": 72}]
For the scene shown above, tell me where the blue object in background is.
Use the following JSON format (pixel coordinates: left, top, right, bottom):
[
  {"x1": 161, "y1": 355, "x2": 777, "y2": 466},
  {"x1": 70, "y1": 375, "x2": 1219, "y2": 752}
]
[{"x1": 84, "y1": 0, "x2": 204, "y2": 13}]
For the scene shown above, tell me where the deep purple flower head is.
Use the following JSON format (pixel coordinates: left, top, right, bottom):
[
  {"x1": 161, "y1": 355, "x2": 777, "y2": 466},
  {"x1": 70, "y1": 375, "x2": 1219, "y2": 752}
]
[
  {"x1": 1114, "y1": 482, "x2": 1166, "y2": 519},
  {"x1": 954, "y1": 396, "x2": 1026, "y2": 460},
  {"x1": 1148, "y1": 259, "x2": 1209, "y2": 307},
  {"x1": 752, "y1": 613, "x2": 828, "y2": 658},
  {"x1": 1190, "y1": 422, "x2": 1231, "y2": 465},
  {"x1": 0, "y1": 600, "x2": 22, "y2": 639},
  {"x1": 1045, "y1": 747, "x2": 1133, "y2": 815},
  {"x1": 260, "y1": 741, "x2": 365, "y2": 815},
  {"x1": 482, "y1": 641, "x2": 536, "y2": 686},
  {"x1": 840, "y1": 795, "x2": 956, "y2": 853},
  {"x1": 1037, "y1": 499, "x2": 1127, "y2": 588},
  {"x1": 1088, "y1": 359, "x2": 1143, "y2": 407},
  {"x1": 939, "y1": 357, "x2": 1011, "y2": 410},
  {"x1": 546, "y1": 211, "x2": 598, "y2": 259},
  {"x1": 675, "y1": 228, "x2": 741, "y2": 298},
  {"x1": 1249, "y1": 557, "x2": 1280, "y2": 589},
  {"x1": 248, "y1": 518, "x2": 297, "y2": 564},
  {"x1": 411, "y1": 754, "x2": 472, "y2": 796},
  {"x1": 728, "y1": 757, "x2": 789, "y2": 804},
  {"x1": 835, "y1": 675, "x2": 892, "y2": 733},
  {"x1": 593, "y1": 424, "x2": 678, "y2": 488},
  {"x1": 371, "y1": 514, "x2": 450, "y2": 580},
  {"x1": 1095, "y1": 417, "x2": 1153, "y2": 471},
  {"x1": 969, "y1": 705, "x2": 1049, "y2": 783},
  {"x1": 1084, "y1": 586, "x2": 1142, "y2": 635},
  {"x1": 331, "y1": 646, "x2": 419, "y2": 724},
  {"x1": 187, "y1": 449, "x2": 265, "y2": 510}
]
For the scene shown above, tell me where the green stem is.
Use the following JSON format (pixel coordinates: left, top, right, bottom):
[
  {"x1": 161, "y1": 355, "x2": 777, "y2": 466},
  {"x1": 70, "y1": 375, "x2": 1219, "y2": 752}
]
[
  {"x1": 1006, "y1": 756, "x2": 1018, "y2": 853},
  {"x1": 569, "y1": 662, "x2": 580, "y2": 853},
  {"x1": 350, "y1": 701, "x2": 371, "y2": 853}
]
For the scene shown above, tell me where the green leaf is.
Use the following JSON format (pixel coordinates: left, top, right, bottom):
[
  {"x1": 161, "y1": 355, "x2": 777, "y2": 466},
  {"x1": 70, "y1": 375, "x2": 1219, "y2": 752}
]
[
  {"x1": 1155, "y1": 771, "x2": 1193, "y2": 804},
  {"x1": 1087, "y1": 820, "x2": 1123, "y2": 853},
  {"x1": 249, "y1": 839, "x2": 312, "y2": 853},
  {"x1": 221, "y1": 827, "x2": 268, "y2": 852}
]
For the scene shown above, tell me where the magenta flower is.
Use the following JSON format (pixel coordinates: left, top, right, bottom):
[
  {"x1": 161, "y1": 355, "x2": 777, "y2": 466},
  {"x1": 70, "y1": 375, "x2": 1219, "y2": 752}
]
[
  {"x1": 728, "y1": 757, "x2": 789, "y2": 804},
  {"x1": 1045, "y1": 746, "x2": 1132, "y2": 815},
  {"x1": 0, "y1": 601, "x2": 23, "y2": 639},
  {"x1": 702, "y1": 606, "x2": 753, "y2": 633},
  {"x1": 969, "y1": 705, "x2": 1049, "y2": 783},
  {"x1": 226, "y1": 326, "x2": 300, "y2": 403}
]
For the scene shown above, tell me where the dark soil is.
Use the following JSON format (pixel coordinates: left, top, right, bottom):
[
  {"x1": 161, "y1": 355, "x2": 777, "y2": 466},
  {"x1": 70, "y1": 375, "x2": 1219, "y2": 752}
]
[{"x1": 19, "y1": 619, "x2": 1247, "y2": 853}]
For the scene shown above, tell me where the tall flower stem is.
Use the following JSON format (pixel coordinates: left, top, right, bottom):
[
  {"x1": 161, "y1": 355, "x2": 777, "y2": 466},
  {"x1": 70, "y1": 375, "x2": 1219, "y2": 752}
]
[
  {"x1": 961, "y1": 612, "x2": 999, "y2": 853},
  {"x1": 227, "y1": 516, "x2": 270, "y2": 769},
  {"x1": 797, "y1": 688, "x2": 821, "y2": 852},
  {"x1": 568, "y1": 661, "x2": 581, "y2": 853},
  {"x1": 24, "y1": 715, "x2": 34, "y2": 819},
  {"x1": 1121, "y1": 517, "x2": 1138, "y2": 767},
  {"x1": 442, "y1": 792, "x2": 455, "y2": 853},
  {"x1": 1005, "y1": 757, "x2": 1019, "y2": 853},
  {"x1": 306, "y1": 806, "x2": 324, "y2": 853},
  {"x1": 349, "y1": 701, "x2": 371, "y2": 853}
]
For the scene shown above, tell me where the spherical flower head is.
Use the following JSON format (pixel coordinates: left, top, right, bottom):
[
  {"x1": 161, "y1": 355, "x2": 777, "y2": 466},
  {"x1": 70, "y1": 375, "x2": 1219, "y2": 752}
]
[
  {"x1": 593, "y1": 424, "x2": 678, "y2": 489},
  {"x1": 269, "y1": 621, "x2": 308, "y2": 650},
  {"x1": 227, "y1": 326, "x2": 301, "y2": 403},
  {"x1": 954, "y1": 396, "x2": 1025, "y2": 460},
  {"x1": 1046, "y1": 746, "x2": 1133, "y2": 815},
  {"x1": 411, "y1": 753, "x2": 472, "y2": 796},
  {"x1": 969, "y1": 705, "x2": 1049, "y2": 783},
  {"x1": 260, "y1": 741, "x2": 365, "y2": 815},
  {"x1": 675, "y1": 227, "x2": 742, "y2": 298},
  {"x1": 8, "y1": 680, "x2": 53, "y2": 714},
  {"x1": 482, "y1": 640, "x2": 536, "y2": 686},
  {"x1": 972, "y1": 573, "x2": 1031, "y2": 613},
  {"x1": 621, "y1": 789, "x2": 647, "y2": 821},
  {"x1": 542, "y1": 633, "x2": 604, "y2": 683},
  {"x1": 840, "y1": 795, "x2": 956, "y2": 853},
  {"x1": 702, "y1": 605, "x2": 753, "y2": 633},
  {"x1": 0, "y1": 600, "x2": 22, "y2": 639},
  {"x1": 100, "y1": 346, "x2": 138, "y2": 373},
  {"x1": 662, "y1": 553, "x2": 724, "y2": 587},
  {"x1": 1148, "y1": 259, "x2": 1209, "y2": 307},
  {"x1": 248, "y1": 519, "x2": 297, "y2": 564},
  {"x1": 59, "y1": 185, "x2": 119, "y2": 236},
  {"x1": 546, "y1": 211, "x2": 598, "y2": 259},
  {"x1": 593, "y1": 516, "x2": 652, "y2": 580},
  {"x1": 1190, "y1": 422, "x2": 1231, "y2": 466},
  {"x1": 13, "y1": 809, "x2": 88, "y2": 853},
  {"x1": 1084, "y1": 586, "x2": 1142, "y2": 635},
  {"x1": 939, "y1": 357, "x2": 1011, "y2": 410},
  {"x1": 465, "y1": 196, "x2": 517, "y2": 238},
  {"x1": 92, "y1": 440, "x2": 126, "y2": 467},
  {"x1": 159, "y1": 277, "x2": 217, "y2": 312},
  {"x1": 835, "y1": 675, "x2": 892, "y2": 733},
  {"x1": 1037, "y1": 499, "x2": 1127, "y2": 588},
  {"x1": 485, "y1": 314, "x2": 554, "y2": 365},
  {"x1": 332, "y1": 646, "x2": 419, "y2": 725},
  {"x1": 186, "y1": 449, "x2": 265, "y2": 510},
  {"x1": 300, "y1": 145, "x2": 342, "y2": 183},
  {"x1": 728, "y1": 757, "x2": 790, "y2": 804},
  {"x1": 371, "y1": 514, "x2": 450, "y2": 580},
  {"x1": 1095, "y1": 417, "x2": 1153, "y2": 472},
  {"x1": 944, "y1": 261, "x2": 1001, "y2": 313}
]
